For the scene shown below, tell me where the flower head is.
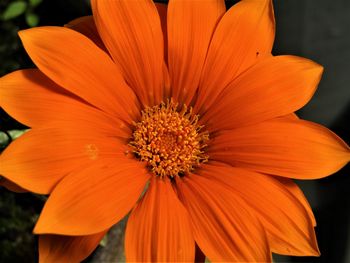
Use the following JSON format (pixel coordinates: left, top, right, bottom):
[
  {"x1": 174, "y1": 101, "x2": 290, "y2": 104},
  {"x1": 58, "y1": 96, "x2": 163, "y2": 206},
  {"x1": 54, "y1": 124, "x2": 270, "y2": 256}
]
[
  {"x1": 130, "y1": 100, "x2": 209, "y2": 178},
  {"x1": 1, "y1": 0, "x2": 349, "y2": 262}
]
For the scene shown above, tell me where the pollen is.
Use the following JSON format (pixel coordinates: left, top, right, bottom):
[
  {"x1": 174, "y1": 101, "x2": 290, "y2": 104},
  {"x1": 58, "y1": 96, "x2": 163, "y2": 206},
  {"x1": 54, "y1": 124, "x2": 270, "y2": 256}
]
[{"x1": 130, "y1": 100, "x2": 209, "y2": 178}]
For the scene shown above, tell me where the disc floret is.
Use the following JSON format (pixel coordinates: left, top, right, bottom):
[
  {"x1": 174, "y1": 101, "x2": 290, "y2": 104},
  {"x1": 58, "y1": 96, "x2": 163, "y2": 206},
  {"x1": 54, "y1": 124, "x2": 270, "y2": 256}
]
[{"x1": 130, "y1": 100, "x2": 209, "y2": 178}]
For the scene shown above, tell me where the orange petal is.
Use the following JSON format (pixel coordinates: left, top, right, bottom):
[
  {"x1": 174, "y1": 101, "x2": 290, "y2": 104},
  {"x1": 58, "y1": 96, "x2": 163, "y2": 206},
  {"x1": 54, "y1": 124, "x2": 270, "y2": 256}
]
[
  {"x1": 155, "y1": 3, "x2": 168, "y2": 63},
  {"x1": 0, "y1": 121, "x2": 130, "y2": 194},
  {"x1": 201, "y1": 162, "x2": 319, "y2": 256},
  {"x1": 34, "y1": 159, "x2": 149, "y2": 235},
  {"x1": 210, "y1": 118, "x2": 350, "y2": 179},
  {"x1": 201, "y1": 55, "x2": 323, "y2": 130},
  {"x1": 39, "y1": 231, "x2": 107, "y2": 263},
  {"x1": 276, "y1": 177, "x2": 316, "y2": 226},
  {"x1": 65, "y1": 16, "x2": 107, "y2": 52},
  {"x1": 195, "y1": 0, "x2": 275, "y2": 113},
  {"x1": 162, "y1": 62, "x2": 171, "y2": 99},
  {"x1": 18, "y1": 26, "x2": 139, "y2": 123},
  {"x1": 125, "y1": 177, "x2": 194, "y2": 262},
  {"x1": 176, "y1": 174, "x2": 271, "y2": 262},
  {"x1": 167, "y1": 0, "x2": 225, "y2": 105},
  {"x1": 154, "y1": 4, "x2": 171, "y2": 98},
  {"x1": 284, "y1": 113, "x2": 299, "y2": 120},
  {"x1": 0, "y1": 69, "x2": 129, "y2": 130},
  {"x1": 91, "y1": 0, "x2": 164, "y2": 106}
]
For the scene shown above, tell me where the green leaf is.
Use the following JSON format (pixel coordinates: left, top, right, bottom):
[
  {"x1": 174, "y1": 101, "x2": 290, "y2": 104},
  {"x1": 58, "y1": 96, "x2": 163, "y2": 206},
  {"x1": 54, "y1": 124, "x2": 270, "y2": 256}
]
[
  {"x1": 99, "y1": 234, "x2": 108, "y2": 247},
  {"x1": 9, "y1": 129, "x2": 28, "y2": 140},
  {"x1": 2, "y1": 1, "x2": 28, "y2": 20},
  {"x1": 0, "y1": 132, "x2": 9, "y2": 145},
  {"x1": 25, "y1": 12, "x2": 39, "y2": 27},
  {"x1": 29, "y1": 0, "x2": 42, "y2": 7},
  {"x1": 0, "y1": 129, "x2": 28, "y2": 147}
]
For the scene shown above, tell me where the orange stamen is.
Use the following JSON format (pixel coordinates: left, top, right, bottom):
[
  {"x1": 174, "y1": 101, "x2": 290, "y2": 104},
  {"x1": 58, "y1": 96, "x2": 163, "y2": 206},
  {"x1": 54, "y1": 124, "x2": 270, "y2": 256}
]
[{"x1": 130, "y1": 99, "x2": 209, "y2": 178}]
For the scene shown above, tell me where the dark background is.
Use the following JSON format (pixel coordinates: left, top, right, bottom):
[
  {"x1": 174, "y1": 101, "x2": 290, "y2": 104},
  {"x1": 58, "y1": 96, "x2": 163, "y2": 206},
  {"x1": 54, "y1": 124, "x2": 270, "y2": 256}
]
[{"x1": 0, "y1": 0, "x2": 349, "y2": 262}]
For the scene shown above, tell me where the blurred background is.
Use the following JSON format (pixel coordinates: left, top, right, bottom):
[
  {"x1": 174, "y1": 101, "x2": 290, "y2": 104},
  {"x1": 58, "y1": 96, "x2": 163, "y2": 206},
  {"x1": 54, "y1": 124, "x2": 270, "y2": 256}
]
[{"x1": 0, "y1": 0, "x2": 349, "y2": 262}]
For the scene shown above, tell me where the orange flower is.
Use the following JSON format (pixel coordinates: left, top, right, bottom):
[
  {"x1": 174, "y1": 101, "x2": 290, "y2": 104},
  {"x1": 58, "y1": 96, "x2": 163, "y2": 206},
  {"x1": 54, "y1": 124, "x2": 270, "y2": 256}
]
[{"x1": 0, "y1": 0, "x2": 349, "y2": 262}]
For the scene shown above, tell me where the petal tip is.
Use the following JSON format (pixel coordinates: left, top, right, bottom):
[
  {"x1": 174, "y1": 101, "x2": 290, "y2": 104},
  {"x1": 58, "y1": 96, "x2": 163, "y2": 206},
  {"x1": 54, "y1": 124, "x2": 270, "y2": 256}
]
[
  {"x1": 312, "y1": 63, "x2": 324, "y2": 78},
  {"x1": 17, "y1": 29, "x2": 26, "y2": 37},
  {"x1": 18, "y1": 27, "x2": 35, "y2": 40},
  {"x1": 310, "y1": 244, "x2": 321, "y2": 257}
]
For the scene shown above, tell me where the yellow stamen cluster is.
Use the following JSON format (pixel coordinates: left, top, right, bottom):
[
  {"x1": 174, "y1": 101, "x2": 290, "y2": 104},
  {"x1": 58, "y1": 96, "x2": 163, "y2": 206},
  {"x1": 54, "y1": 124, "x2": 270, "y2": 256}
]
[{"x1": 130, "y1": 100, "x2": 209, "y2": 178}]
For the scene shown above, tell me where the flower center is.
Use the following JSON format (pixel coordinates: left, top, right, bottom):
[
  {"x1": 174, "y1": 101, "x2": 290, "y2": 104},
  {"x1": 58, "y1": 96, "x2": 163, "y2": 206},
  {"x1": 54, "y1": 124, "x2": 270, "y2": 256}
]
[{"x1": 130, "y1": 100, "x2": 209, "y2": 178}]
